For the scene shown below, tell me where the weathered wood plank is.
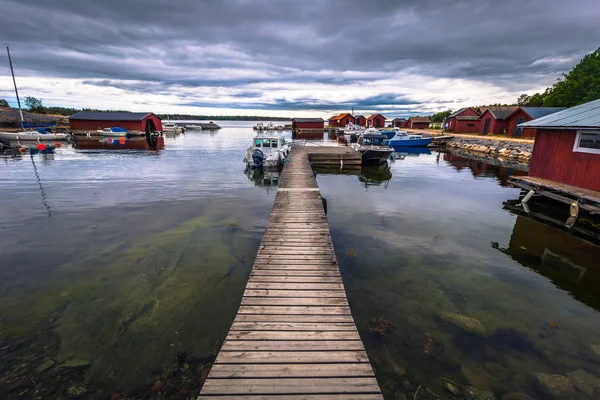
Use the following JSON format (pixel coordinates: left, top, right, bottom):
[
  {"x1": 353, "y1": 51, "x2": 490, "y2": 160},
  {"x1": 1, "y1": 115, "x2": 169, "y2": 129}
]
[
  {"x1": 237, "y1": 305, "x2": 351, "y2": 315},
  {"x1": 248, "y1": 276, "x2": 342, "y2": 283},
  {"x1": 241, "y1": 297, "x2": 348, "y2": 306},
  {"x1": 243, "y1": 289, "x2": 346, "y2": 298},
  {"x1": 229, "y1": 322, "x2": 356, "y2": 331},
  {"x1": 225, "y1": 331, "x2": 360, "y2": 341},
  {"x1": 198, "y1": 395, "x2": 383, "y2": 400},
  {"x1": 250, "y1": 270, "x2": 340, "y2": 276},
  {"x1": 214, "y1": 351, "x2": 370, "y2": 364},
  {"x1": 233, "y1": 314, "x2": 354, "y2": 323},
  {"x1": 245, "y1": 282, "x2": 344, "y2": 290}
]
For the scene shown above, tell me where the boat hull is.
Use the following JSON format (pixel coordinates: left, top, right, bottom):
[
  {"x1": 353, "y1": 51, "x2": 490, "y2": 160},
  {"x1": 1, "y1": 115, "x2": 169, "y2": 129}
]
[
  {"x1": 97, "y1": 131, "x2": 129, "y2": 137},
  {"x1": 380, "y1": 130, "x2": 397, "y2": 139},
  {"x1": 389, "y1": 137, "x2": 433, "y2": 148},
  {"x1": 359, "y1": 149, "x2": 394, "y2": 164},
  {"x1": 0, "y1": 131, "x2": 70, "y2": 141}
]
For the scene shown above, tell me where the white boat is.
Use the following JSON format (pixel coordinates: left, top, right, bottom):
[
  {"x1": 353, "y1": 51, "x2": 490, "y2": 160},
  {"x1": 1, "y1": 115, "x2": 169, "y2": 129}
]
[
  {"x1": 97, "y1": 127, "x2": 130, "y2": 137},
  {"x1": 342, "y1": 122, "x2": 364, "y2": 135},
  {"x1": 0, "y1": 47, "x2": 70, "y2": 142},
  {"x1": 162, "y1": 121, "x2": 184, "y2": 134},
  {"x1": 244, "y1": 132, "x2": 291, "y2": 169},
  {"x1": 0, "y1": 131, "x2": 71, "y2": 141}
]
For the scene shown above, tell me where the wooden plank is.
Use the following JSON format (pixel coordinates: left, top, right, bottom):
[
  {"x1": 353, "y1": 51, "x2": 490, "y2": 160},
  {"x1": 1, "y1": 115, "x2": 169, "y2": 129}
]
[
  {"x1": 251, "y1": 270, "x2": 340, "y2": 276},
  {"x1": 252, "y1": 265, "x2": 340, "y2": 271},
  {"x1": 225, "y1": 331, "x2": 360, "y2": 340},
  {"x1": 237, "y1": 305, "x2": 351, "y2": 315},
  {"x1": 229, "y1": 322, "x2": 356, "y2": 331},
  {"x1": 199, "y1": 394, "x2": 382, "y2": 399},
  {"x1": 243, "y1": 290, "x2": 346, "y2": 298},
  {"x1": 248, "y1": 276, "x2": 342, "y2": 283},
  {"x1": 233, "y1": 314, "x2": 355, "y2": 323},
  {"x1": 221, "y1": 340, "x2": 364, "y2": 351},
  {"x1": 241, "y1": 297, "x2": 348, "y2": 306},
  {"x1": 245, "y1": 282, "x2": 344, "y2": 290},
  {"x1": 214, "y1": 351, "x2": 370, "y2": 364}
]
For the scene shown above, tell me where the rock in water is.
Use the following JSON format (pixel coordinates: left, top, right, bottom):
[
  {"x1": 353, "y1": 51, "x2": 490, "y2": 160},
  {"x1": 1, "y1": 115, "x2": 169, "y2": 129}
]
[
  {"x1": 464, "y1": 386, "x2": 496, "y2": 400},
  {"x1": 440, "y1": 378, "x2": 461, "y2": 396},
  {"x1": 66, "y1": 384, "x2": 88, "y2": 398},
  {"x1": 590, "y1": 344, "x2": 600, "y2": 357},
  {"x1": 567, "y1": 369, "x2": 600, "y2": 397},
  {"x1": 59, "y1": 359, "x2": 90, "y2": 370},
  {"x1": 34, "y1": 360, "x2": 55, "y2": 374},
  {"x1": 534, "y1": 373, "x2": 574, "y2": 397},
  {"x1": 440, "y1": 312, "x2": 487, "y2": 335}
]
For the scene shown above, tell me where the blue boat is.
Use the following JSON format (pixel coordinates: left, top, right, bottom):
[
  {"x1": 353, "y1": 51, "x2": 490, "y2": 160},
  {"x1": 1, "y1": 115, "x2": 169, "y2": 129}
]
[
  {"x1": 379, "y1": 129, "x2": 397, "y2": 140},
  {"x1": 388, "y1": 131, "x2": 434, "y2": 148}
]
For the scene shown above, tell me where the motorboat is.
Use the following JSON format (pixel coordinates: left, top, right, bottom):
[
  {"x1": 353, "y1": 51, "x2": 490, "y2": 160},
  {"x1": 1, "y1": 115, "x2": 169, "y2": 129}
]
[
  {"x1": 0, "y1": 130, "x2": 71, "y2": 142},
  {"x1": 183, "y1": 124, "x2": 203, "y2": 131},
  {"x1": 342, "y1": 122, "x2": 364, "y2": 135},
  {"x1": 97, "y1": 127, "x2": 130, "y2": 137},
  {"x1": 244, "y1": 132, "x2": 291, "y2": 169},
  {"x1": 350, "y1": 133, "x2": 393, "y2": 164},
  {"x1": 388, "y1": 131, "x2": 434, "y2": 148},
  {"x1": 162, "y1": 121, "x2": 184, "y2": 134},
  {"x1": 379, "y1": 128, "x2": 399, "y2": 140}
]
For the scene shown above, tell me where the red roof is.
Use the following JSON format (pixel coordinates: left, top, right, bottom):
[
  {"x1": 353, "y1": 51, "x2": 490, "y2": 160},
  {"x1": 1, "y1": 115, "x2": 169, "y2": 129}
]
[
  {"x1": 334, "y1": 113, "x2": 353, "y2": 121},
  {"x1": 367, "y1": 114, "x2": 385, "y2": 120},
  {"x1": 408, "y1": 116, "x2": 431, "y2": 123}
]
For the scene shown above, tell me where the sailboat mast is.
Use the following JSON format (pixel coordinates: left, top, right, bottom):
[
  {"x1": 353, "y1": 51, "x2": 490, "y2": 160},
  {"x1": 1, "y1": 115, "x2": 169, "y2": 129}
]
[{"x1": 7, "y1": 46, "x2": 24, "y2": 130}]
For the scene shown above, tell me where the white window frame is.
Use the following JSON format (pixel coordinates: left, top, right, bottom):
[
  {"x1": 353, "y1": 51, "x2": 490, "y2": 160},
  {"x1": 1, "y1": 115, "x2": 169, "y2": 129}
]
[{"x1": 573, "y1": 130, "x2": 600, "y2": 154}]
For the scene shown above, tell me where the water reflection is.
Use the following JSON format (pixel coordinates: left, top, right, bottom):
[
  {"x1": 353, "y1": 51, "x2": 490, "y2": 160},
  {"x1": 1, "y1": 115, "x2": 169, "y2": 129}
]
[
  {"x1": 74, "y1": 135, "x2": 165, "y2": 151},
  {"x1": 443, "y1": 151, "x2": 528, "y2": 186},
  {"x1": 244, "y1": 167, "x2": 280, "y2": 190}
]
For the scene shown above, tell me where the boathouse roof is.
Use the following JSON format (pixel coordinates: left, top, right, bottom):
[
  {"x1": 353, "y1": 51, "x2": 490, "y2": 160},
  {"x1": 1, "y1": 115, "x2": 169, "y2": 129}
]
[
  {"x1": 392, "y1": 117, "x2": 406, "y2": 122},
  {"x1": 455, "y1": 115, "x2": 480, "y2": 121},
  {"x1": 508, "y1": 107, "x2": 567, "y2": 120},
  {"x1": 449, "y1": 107, "x2": 480, "y2": 118},
  {"x1": 483, "y1": 106, "x2": 518, "y2": 120},
  {"x1": 70, "y1": 111, "x2": 156, "y2": 121},
  {"x1": 408, "y1": 116, "x2": 431, "y2": 123},
  {"x1": 520, "y1": 99, "x2": 600, "y2": 129},
  {"x1": 292, "y1": 118, "x2": 324, "y2": 122}
]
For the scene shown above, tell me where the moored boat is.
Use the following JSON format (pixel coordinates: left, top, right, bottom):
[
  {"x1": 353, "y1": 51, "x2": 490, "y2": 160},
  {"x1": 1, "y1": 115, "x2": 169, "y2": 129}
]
[
  {"x1": 388, "y1": 131, "x2": 434, "y2": 148},
  {"x1": 244, "y1": 132, "x2": 291, "y2": 169},
  {"x1": 0, "y1": 131, "x2": 71, "y2": 142},
  {"x1": 97, "y1": 127, "x2": 130, "y2": 137},
  {"x1": 350, "y1": 133, "x2": 393, "y2": 164}
]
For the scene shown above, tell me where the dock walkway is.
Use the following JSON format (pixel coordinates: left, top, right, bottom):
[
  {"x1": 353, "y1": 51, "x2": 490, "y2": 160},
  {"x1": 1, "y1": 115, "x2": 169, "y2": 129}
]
[{"x1": 199, "y1": 145, "x2": 382, "y2": 399}]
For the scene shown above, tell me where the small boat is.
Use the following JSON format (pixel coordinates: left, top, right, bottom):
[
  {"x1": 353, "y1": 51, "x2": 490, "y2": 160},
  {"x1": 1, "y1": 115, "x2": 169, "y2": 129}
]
[
  {"x1": 97, "y1": 127, "x2": 130, "y2": 137},
  {"x1": 162, "y1": 121, "x2": 184, "y2": 134},
  {"x1": 183, "y1": 124, "x2": 203, "y2": 131},
  {"x1": 244, "y1": 132, "x2": 291, "y2": 169},
  {"x1": 388, "y1": 131, "x2": 434, "y2": 148},
  {"x1": 0, "y1": 130, "x2": 71, "y2": 142},
  {"x1": 350, "y1": 132, "x2": 393, "y2": 164},
  {"x1": 0, "y1": 47, "x2": 70, "y2": 142}
]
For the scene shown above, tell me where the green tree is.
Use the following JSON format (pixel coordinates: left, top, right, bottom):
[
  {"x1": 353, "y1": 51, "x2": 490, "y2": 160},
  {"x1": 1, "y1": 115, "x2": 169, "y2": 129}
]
[
  {"x1": 25, "y1": 96, "x2": 46, "y2": 113},
  {"x1": 0, "y1": 99, "x2": 9, "y2": 107},
  {"x1": 429, "y1": 109, "x2": 452, "y2": 123},
  {"x1": 517, "y1": 94, "x2": 530, "y2": 105},
  {"x1": 543, "y1": 48, "x2": 600, "y2": 107}
]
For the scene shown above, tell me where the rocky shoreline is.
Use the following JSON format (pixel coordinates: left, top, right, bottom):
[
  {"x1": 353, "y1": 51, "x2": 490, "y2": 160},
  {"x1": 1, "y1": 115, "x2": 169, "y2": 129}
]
[{"x1": 443, "y1": 137, "x2": 533, "y2": 163}]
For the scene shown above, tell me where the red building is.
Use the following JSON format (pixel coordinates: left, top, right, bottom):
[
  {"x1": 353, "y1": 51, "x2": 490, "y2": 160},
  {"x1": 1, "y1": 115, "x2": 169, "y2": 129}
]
[
  {"x1": 392, "y1": 118, "x2": 407, "y2": 128},
  {"x1": 446, "y1": 108, "x2": 480, "y2": 133},
  {"x1": 327, "y1": 113, "x2": 355, "y2": 127},
  {"x1": 354, "y1": 115, "x2": 367, "y2": 127},
  {"x1": 523, "y1": 99, "x2": 600, "y2": 192},
  {"x1": 505, "y1": 107, "x2": 566, "y2": 138},
  {"x1": 69, "y1": 111, "x2": 162, "y2": 132},
  {"x1": 408, "y1": 116, "x2": 431, "y2": 129},
  {"x1": 292, "y1": 117, "x2": 324, "y2": 131},
  {"x1": 327, "y1": 115, "x2": 339, "y2": 127},
  {"x1": 478, "y1": 106, "x2": 518, "y2": 135},
  {"x1": 367, "y1": 114, "x2": 386, "y2": 128}
]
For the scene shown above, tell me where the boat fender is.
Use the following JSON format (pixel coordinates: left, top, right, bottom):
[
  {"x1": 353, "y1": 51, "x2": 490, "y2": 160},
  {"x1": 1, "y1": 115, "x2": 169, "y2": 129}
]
[{"x1": 570, "y1": 202, "x2": 579, "y2": 218}]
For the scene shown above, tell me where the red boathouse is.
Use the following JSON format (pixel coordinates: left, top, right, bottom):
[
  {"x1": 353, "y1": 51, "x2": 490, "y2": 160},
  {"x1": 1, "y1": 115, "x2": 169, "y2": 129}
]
[
  {"x1": 354, "y1": 115, "x2": 367, "y2": 127},
  {"x1": 478, "y1": 106, "x2": 518, "y2": 135},
  {"x1": 408, "y1": 116, "x2": 430, "y2": 130},
  {"x1": 505, "y1": 107, "x2": 566, "y2": 138},
  {"x1": 367, "y1": 114, "x2": 386, "y2": 128},
  {"x1": 69, "y1": 111, "x2": 162, "y2": 132},
  {"x1": 447, "y1": 108, "x2": 480, "y2": 133},
  {"x1": 392, "y1": 118, "x2": 407, "y2": 128},
  {"x1": 522, "y1": 99, "x2": 600, "y2": 192}
]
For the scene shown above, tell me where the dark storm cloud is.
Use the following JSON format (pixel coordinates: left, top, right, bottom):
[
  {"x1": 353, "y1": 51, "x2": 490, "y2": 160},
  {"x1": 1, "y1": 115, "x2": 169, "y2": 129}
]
[{"x1": 1, "y1": 0, "x2": 598, "y2": 111}]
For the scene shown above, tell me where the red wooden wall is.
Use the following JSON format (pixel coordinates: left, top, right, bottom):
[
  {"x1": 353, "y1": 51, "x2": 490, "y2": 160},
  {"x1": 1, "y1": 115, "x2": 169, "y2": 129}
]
[
  {"x1": 453, "y1": 119, "x2": 480, "y2": 133},
  {"x1": 529, "y1": 129, "x2": 600, "y2": 191},
  {"x1": 409, "y1": 121, "x2": 429, "y2": 129},
  {"x1": 355, "y1": 116, "x2": 367, "y2": 126},
  {"x1": 70, "y1": 114, "x2": 162, "y2": 132},
  {"x1": 506, "y1": 110, "x2": 532, "y2": 138},
  {"x1": 293, "y1": 121, "x2": 325, "y2": 130},
  {"x1": 368, "y1": 115, "x2": 385, "y2": 128},
  {"x1": 478, "y1": 110, "x2": 509, "y2": 135}
]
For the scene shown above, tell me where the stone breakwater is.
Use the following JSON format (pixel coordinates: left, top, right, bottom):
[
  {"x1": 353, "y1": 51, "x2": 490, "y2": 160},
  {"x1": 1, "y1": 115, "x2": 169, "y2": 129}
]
[{"x1": 444, "y1": 137, "x2": 533, "y2": 163}]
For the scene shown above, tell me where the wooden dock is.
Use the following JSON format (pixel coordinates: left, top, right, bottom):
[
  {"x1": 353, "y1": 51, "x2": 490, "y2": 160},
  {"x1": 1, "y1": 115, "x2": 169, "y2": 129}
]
[{"x1": 199, "y1": 145, "x2": 382, "y2": 399}]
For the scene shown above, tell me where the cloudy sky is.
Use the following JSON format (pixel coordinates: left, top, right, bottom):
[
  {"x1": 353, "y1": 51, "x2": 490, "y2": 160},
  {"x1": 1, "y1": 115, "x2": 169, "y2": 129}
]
[{"x1": 0, "y1": 0, "x2": 598, "y2": 118}]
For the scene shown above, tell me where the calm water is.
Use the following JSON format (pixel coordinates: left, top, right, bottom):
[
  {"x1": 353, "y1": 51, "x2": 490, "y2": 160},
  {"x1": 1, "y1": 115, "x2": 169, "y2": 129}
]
[{"x1": 1, "y1": 121, "x2": 599, "y2": 399}]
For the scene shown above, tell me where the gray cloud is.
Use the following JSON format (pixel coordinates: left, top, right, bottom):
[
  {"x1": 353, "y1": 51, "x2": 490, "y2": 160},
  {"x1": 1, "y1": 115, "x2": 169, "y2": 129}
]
[{"x1": 1, "y1": 0, "x2": 598, "y2": 114}]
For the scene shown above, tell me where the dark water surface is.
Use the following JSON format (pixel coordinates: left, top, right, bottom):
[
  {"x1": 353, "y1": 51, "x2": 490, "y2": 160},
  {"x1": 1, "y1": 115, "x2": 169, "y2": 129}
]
[{"x1": 1, "y1": 122, "x2": 600, "y2": 399}]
